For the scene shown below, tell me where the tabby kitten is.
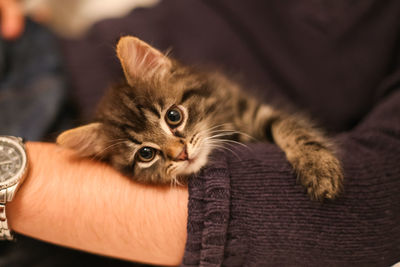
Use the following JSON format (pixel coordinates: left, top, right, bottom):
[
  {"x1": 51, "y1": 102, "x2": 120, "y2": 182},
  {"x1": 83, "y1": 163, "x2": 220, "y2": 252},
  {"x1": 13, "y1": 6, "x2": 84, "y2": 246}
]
[{"x1": 57, "y1": 36, "x2": 343, "y2": 201}]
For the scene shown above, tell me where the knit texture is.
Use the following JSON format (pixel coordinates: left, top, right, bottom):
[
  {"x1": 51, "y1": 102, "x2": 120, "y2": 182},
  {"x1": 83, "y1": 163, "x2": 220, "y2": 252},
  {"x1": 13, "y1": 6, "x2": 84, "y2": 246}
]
[
  {"x1": 180, "y1": 0, "x2": 400, "y2": 266},
  {"x1": 183, "y1": 90, "x2": 400, "y2": 266}
]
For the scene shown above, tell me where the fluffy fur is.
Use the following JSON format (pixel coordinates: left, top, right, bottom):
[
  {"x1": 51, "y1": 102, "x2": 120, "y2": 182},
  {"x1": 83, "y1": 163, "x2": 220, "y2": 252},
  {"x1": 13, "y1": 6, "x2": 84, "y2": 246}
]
[{"x1": 57, "y1": 36, "x2": 343, "y2": 201}]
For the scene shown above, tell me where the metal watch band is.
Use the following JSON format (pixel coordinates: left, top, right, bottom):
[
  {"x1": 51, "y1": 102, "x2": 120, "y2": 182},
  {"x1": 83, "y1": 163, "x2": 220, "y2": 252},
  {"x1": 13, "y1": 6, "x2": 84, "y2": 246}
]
[
  {"x1": 0, "y1": 203, "x2": 13, "y2": 240},
  {"x1": 0, "y1": 136, "x2": 28, "y2": 241}
]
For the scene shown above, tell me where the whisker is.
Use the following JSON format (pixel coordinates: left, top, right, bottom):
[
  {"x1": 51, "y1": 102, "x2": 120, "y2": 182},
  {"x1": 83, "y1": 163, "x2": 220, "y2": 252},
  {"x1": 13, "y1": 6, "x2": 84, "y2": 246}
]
[
  {"x1": 217, "y1": 139, "x2": 250, "y2": 149},
  {"x1": 201, "y1": 126, "x2": 258, "y2": 143},
  {"x1": 206, "y1": 123, "x2": 234, "y2": 131},
  {"x1": 205, "y1": 139, "x2": 244, "y2": 159},
  {"x1": 92, "y1": 140, "x2": 129, "y2": 160},
  {"x1": 207, "y1": 144, "x2": 242, "y2": 161},
  {"x1": 102, "y1": 138, "x2": 128, "y2": 145},
  {"x1": 208, "y1": 130, "x2": 258, "y2": 142},
  {"x1": 205, "y1": 132, "x2": 237, "y2": 140},
  {"x1": 169, "y1": 173, "x2": 183, "y2": 187},
  {"x1": 195, "y1": 123, "x2": 234, "y2": 136}
]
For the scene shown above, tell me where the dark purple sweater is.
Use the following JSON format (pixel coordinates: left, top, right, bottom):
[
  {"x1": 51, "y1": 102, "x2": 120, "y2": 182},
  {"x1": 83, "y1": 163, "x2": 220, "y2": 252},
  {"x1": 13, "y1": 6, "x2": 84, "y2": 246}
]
[{"x1": 60, "y1": 0, "x2": 400, "y2": 266}]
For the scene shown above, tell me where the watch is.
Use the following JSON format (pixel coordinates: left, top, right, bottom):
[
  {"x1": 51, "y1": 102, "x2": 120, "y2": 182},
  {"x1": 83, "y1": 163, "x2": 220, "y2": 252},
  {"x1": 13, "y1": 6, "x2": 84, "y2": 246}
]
[{"x1": 0, "y1": 136, "x2": 28, "y2": 240}]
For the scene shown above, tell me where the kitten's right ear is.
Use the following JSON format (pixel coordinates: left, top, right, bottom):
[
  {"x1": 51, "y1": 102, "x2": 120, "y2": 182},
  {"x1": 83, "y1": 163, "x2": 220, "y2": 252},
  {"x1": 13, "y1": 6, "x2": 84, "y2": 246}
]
[
  {"x1": 116, "y1": 36, "x2": 172, "y2": 86},
  {"x1": 56, "y1": 123, "x2": 105, "y2": 157}
]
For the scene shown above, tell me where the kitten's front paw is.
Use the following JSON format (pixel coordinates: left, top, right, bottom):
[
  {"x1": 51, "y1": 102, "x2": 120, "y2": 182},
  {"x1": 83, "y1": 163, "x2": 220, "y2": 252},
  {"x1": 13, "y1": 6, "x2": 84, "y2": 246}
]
[{"x1": 291, "y1": 150, "x2": 343, "y2": 201}]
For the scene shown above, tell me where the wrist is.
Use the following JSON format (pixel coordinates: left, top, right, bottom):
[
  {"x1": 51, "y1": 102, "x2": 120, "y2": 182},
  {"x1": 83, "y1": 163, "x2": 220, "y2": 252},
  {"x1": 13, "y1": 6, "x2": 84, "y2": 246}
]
[
  {"x1": 7, "y1": 142, "x2": 188, "y2": 265},
  {"x1": 7, "y1": 142, "x2": 62, "y2": 236}
]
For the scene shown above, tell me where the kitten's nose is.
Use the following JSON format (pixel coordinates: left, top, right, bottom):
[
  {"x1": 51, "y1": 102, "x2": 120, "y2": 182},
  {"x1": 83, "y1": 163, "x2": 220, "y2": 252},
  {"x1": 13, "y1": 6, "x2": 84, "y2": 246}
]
[
  {"x1": 167, "y1": 143, "x2": 188, "y2": 161},
  {"x1": 176, "y1": 145, "x2": 188, "y2": 161}
]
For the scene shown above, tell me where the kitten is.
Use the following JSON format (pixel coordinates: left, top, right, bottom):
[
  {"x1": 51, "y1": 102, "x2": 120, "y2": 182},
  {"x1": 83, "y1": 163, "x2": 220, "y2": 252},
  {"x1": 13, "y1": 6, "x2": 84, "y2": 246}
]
[{"x1": 57, "y1": 36, "x2": 343, "y2": 201}]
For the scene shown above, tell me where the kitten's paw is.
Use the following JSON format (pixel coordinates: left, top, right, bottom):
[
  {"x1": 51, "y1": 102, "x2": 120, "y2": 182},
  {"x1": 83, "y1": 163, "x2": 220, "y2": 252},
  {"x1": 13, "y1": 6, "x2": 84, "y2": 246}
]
[{"x1": 291, "y1": 150, "x2": 344, "y2": 201}]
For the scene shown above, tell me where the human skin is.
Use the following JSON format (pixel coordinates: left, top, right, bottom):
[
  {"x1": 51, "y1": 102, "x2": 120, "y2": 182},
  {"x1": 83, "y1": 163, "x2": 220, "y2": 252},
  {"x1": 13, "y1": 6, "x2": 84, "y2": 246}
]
[
  {"x1": 6, "y1": 142, "x2": 188, "y2": 266},
  {"x1": 0, "y1": 0, "x2": 25, "y2": 39}
]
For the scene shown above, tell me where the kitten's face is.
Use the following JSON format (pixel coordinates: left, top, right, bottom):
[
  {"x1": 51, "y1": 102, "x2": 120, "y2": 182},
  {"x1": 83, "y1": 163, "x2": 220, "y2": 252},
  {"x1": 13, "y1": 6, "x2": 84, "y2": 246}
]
[
  {"x1": 57, "y1": 36, "x2": 228, "y2": 184},
  {"x1": 94, "y1": 72, "x2": 220, "y2": 184}
]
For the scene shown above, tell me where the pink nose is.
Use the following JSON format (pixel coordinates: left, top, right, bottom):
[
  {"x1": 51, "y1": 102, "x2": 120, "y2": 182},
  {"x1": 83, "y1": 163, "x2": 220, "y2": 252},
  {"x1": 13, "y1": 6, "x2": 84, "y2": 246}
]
[{"x1": 175, "y1": 146, "x2": 188, "y2": 161}]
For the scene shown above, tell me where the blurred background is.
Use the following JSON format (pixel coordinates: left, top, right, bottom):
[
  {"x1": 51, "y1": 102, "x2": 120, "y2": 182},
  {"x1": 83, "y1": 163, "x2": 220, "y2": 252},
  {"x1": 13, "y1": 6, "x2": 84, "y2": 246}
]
[{"x1": 23, "y1": 0, "x2": 159, "y2": 38}]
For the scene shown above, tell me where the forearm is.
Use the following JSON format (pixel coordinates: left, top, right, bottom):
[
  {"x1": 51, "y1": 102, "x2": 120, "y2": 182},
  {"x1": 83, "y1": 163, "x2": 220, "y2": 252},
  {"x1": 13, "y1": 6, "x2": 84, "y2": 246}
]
[{"x1": 7, "y1": 142, "x2": 188, "y2": 266}]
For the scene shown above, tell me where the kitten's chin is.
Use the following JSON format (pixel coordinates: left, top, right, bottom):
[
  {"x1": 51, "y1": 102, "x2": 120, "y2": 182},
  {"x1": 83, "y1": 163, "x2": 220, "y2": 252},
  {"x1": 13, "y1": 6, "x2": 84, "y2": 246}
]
[
  {"x1": 178, "y1": 147, "x2": 210, "y2": 176},
  {"x1": 183, "y1": 155, "x2": 208, "y2": 175}
]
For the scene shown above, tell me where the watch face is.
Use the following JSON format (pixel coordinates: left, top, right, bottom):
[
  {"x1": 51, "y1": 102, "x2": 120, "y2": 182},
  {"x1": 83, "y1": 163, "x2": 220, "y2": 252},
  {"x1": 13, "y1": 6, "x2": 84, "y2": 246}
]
[{"x1": 0, "y1": 138, "x2": 27, "y2": 188}]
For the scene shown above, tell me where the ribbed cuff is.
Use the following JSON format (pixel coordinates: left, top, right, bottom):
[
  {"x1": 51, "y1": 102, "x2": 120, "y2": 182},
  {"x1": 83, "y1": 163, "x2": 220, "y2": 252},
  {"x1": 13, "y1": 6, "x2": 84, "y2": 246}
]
[{"x1": 181, "y1": 152, "x2": 231, "y2": 267}]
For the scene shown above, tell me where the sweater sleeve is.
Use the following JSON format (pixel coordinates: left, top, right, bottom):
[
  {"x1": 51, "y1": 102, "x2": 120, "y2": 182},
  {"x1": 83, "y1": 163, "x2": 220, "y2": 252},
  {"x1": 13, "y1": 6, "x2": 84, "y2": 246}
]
[{"x1": 182, "y1": 89, "x2": 400, "y2": 266}]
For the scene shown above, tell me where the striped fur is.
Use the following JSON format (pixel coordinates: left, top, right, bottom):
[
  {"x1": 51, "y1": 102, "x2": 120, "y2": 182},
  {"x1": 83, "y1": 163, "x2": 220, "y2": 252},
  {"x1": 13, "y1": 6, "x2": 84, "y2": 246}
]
[{"x1": 57, "y1": 36, "x2": 343, "y2": 201}]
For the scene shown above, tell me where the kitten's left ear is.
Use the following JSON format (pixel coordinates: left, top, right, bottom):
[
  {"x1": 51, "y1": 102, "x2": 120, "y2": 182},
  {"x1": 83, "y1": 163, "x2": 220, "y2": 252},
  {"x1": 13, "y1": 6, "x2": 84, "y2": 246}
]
[
  {"x1": 56, "y1": 123, "x2": 106, "y2": 158},
  {"x1": 116, "y1": 36, "x2": 172, "y2": 86}
]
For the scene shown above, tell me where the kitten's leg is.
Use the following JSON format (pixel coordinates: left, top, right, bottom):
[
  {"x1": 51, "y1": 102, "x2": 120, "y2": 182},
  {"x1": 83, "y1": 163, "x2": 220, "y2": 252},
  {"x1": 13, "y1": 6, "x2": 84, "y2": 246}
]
[{"x1": 249, "y1": 105, "x2": 343, "y2": 201}]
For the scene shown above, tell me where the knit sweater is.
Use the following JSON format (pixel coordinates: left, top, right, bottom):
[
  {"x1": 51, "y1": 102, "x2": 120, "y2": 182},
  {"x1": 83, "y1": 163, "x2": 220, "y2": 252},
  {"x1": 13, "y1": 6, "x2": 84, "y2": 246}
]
[
  {"x1": 183, "y1": 91, "x2": 400, "y2": 266},
  {"x1": 60, "y1": 0, "x2": 400, "y2": 266}
]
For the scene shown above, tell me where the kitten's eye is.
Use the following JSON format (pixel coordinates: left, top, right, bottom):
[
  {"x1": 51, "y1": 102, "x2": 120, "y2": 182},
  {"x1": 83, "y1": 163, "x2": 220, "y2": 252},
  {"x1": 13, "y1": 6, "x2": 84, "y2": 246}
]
[
  {"x1": 137, "y1": 147, "x2": 156, "y2": 162},
  {"x1": 165, "y1": 106, "x2": 183, "y2": 128}
]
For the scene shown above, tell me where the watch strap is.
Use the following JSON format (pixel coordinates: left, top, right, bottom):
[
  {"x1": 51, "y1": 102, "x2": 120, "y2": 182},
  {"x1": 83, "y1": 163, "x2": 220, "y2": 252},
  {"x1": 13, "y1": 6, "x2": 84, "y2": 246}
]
[
  {"x1": 0, "y1": 136, "x2": 28, "y2": 241},
  {"x1": 0, "y1": 203, "x2": 13, "y2": 240}
]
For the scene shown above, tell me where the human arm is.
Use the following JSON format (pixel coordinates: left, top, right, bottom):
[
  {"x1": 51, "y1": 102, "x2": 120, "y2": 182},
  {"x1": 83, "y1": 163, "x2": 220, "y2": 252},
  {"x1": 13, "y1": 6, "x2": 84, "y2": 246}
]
[
  {"x1": 0, "y1": 0, "x2": 24, "y2": 39},
  {"x1": 7, "y1": 142, "x2": 188, "y2": 266}
]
